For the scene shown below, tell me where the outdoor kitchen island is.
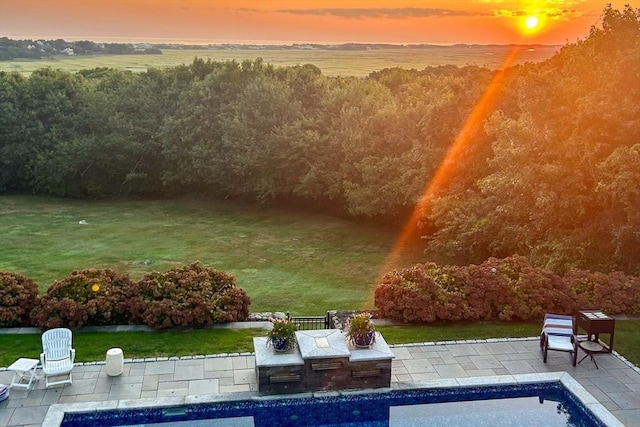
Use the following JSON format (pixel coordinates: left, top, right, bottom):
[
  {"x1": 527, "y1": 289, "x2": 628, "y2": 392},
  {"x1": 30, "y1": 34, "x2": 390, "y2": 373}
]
[{"x1": 254, "y1": 329, "x2": 394, "y2": 395}]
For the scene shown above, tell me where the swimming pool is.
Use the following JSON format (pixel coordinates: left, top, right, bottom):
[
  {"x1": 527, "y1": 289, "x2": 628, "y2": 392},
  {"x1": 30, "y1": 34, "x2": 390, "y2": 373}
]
[{"x1": 59, "y1": 381, "x2": 606, "y2": 427}]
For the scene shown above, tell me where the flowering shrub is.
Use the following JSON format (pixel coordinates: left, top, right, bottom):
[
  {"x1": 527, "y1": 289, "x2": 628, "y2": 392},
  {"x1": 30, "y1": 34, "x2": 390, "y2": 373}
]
[
  {"x1": 480, "y1": 257, "x2": 575, "y2": 321},
  {"x1": 0, "y1": 271, "x2": 39, "y2": 327},
  {"x1": 564, "y1": 269, "x2": 640, "y2": 315},
  {"x1": 462, "y1": 261, "x2": 514, "y2": 320},
  {"x1": 374, "y1": 256, "x2": 639, "y2": 323},
  {"x1": 374, "y1": 263, "x2": 474, "y2": 323},
  {"x1": 29, "y1": 268, "x2": 132, "y2": 329},
  {"x1": 127, "y1": 261, "x2": 250, "y2": 329}
]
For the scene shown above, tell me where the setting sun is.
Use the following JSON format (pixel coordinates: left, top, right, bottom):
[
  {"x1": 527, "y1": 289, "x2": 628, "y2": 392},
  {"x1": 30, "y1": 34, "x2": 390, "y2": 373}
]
[
  {"x1": 520, "y1": 14, "x2": 545, "y2": 36},
  {"x1": 525, "y1": 16, "x2": 540, "y2": 30}
]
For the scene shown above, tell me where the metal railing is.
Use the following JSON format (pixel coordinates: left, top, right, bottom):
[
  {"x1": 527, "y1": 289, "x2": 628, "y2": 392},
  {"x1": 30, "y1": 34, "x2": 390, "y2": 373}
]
[{"x1": 287, "y1": 312, "x2": 332, "y2": 330}]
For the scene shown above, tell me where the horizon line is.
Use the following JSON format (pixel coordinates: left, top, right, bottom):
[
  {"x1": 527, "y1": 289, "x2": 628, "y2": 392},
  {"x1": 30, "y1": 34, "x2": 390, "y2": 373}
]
[{"x1": 1, "y1": 35, "x2": 563, "y2": 48}]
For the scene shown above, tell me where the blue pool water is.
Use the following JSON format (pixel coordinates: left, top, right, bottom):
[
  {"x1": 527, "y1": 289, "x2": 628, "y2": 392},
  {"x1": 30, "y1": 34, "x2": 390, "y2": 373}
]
[{"x1": 61, "y1": 382, "x2": 604, "y2": 427}]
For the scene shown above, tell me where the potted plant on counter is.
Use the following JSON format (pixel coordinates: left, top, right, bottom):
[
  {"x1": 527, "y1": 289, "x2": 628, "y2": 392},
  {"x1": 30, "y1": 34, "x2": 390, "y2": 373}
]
[
  {"x1": 345, "y1": 312, "x2": 376, "y2": 348},
  {"x1": 266, "y1": 317, "x2": 298, "y2": 352}
]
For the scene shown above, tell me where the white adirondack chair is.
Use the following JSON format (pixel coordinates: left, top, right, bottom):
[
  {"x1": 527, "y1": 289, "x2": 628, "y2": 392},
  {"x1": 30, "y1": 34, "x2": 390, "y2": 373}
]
[{"x1": 40, "y1": 328, "x2": 75, "y2": 388}]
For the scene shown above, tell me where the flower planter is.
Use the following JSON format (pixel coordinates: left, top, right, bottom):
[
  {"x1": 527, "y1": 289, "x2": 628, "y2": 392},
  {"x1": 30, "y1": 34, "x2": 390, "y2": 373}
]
[
  {"x1": 267, "y1": 317, "x2": 298, "y2": 352},
  {"x1": 345, "y1": 312, "x2": 376, "y2": 348},
  {"x1": 272, "y1": 336, "x2": 295, "y2": 352},
  {"x1": 352, "y1": 330, "x2": 376, "y2": 348}
]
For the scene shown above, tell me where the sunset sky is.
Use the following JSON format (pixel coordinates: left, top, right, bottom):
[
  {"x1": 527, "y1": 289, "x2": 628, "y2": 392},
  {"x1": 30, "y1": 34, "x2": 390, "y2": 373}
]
[{"x1": 0, "y1": 0, "x2": 635, "y2": 45}]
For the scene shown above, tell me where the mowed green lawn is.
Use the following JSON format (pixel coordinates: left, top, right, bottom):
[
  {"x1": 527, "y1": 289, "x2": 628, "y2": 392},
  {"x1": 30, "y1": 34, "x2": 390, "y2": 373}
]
[
  {"x1": 2, "y1": 196, "x2": 638, "y2": 367},
  {"x1": 0, "y1": 195, "x2": 427, "y2": 314},
  {"x1": 1, "y1": 320, "x2": 637, "y2": 367},
  {"x1": 0, "y1": 46, "x2": 560, "y2": 77}
]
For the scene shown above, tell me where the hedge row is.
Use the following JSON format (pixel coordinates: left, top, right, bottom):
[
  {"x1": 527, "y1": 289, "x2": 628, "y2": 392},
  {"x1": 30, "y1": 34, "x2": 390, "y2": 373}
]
[
  {"x1": 0, "y1": 262, "x2": 250, "y2": 329},
  {"x1": 374, "y1": 256, "x2": 640, "y2": 323}
]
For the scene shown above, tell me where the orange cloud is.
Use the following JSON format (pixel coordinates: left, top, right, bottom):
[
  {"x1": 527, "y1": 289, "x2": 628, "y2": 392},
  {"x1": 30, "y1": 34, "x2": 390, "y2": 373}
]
[{"x1": 255, "y1": 7, "x2": 491, "y2": 19}]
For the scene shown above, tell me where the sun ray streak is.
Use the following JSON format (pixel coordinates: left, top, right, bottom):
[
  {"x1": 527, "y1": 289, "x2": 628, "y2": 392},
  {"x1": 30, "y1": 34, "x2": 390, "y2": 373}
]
[{"x1": 378, "y1": 46, "x2": 523, "y2": 281}]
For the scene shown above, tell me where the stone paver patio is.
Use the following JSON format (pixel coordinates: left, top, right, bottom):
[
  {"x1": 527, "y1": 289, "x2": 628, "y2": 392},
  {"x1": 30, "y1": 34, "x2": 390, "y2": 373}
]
[{"x1": 1, "y1": 337, "x2": 638, "y2": 426}]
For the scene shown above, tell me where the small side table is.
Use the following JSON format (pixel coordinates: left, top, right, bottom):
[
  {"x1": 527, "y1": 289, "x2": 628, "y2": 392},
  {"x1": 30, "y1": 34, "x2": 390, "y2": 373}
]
[
  {"x1": 106, "y1": 348, "x2": 124, "y2": 376},
  {"x1": 574, "y1": 310, "x2": 615, "y2": 352},
  {"x1": 578, "y1": 340, "x2": 604, "y2": 369},
  {"x1": 8, "y1": 358, "x2": 39, "y2": 390}
]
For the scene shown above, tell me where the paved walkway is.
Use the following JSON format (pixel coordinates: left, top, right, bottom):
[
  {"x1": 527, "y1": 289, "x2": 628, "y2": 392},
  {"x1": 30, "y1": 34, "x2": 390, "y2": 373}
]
[{"x1": 1, "y1": 338, "x2": 638, "y2": 426}]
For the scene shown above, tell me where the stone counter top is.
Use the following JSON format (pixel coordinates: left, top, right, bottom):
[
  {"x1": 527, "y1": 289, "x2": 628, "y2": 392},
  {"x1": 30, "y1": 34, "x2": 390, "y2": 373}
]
[
  {"x1": 296, "y1": 329, "x2": 351, "y2": 359},
  {"x1": 253, "y1": 337, "x2": 304, "y2": 368},
  {"x1": 347, "y1": 332, "x2": 395, "y2": 362}
]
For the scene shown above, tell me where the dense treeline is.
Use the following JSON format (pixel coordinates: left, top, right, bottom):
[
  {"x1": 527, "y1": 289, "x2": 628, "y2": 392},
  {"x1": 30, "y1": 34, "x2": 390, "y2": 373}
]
[
  {"x1": 422, "y1": 5, "x2": 640, "y2": 274},
  {"x1": 1, "y1": 6, "x2": 638, "y2": 274},
  {"x1": 0, "y1": 37, "x2": 161, "y2": 60}
]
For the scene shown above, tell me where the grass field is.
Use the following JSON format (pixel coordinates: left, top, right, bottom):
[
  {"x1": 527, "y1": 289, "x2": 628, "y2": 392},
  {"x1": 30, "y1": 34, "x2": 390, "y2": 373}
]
[
  {"x1": 0, "y1": 328, "x2": 265, "y2": 367},
  {"x1": 1, "y1": 320, "x2": 637, "y2": 367},
  {"x1": 2, "y1": 196, "x2": 638, "y2": 366},
  {"x1": 0, "y1": 195, "x2": 428, "y2": 314},
  {"x1": 0, "y1": 45, "x2": 561, "y2": 77}
]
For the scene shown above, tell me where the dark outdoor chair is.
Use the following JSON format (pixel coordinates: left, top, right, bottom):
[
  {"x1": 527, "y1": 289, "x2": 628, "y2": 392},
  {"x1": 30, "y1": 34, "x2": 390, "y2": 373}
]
[{"x1": 540, "y1": 313, "x2": 577, "y2": 366}]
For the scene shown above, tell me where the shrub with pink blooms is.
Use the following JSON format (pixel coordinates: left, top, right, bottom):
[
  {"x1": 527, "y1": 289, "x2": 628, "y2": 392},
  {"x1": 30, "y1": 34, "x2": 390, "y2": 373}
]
[
  {"x1": 0, "y1": 271, "x2": 39, "y2": 327},
  {"x1": 127, "y1": 261, "x2": 250, "y2": 329},
  {"x1": 29, "y1": 268, "x2": 132, "y2": 329},
  {"x1": 375, "y1": 256, "x2": 639, "y2": 323}
]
